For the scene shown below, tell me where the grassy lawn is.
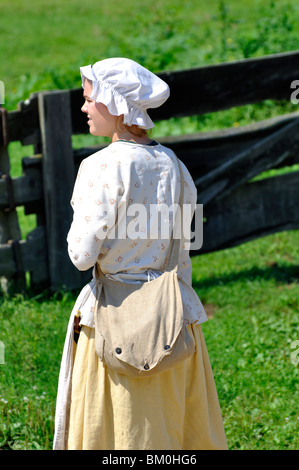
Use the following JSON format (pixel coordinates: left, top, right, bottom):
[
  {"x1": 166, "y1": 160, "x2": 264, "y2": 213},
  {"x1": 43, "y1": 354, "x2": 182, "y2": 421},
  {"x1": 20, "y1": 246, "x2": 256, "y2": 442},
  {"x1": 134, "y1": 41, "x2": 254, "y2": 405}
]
[
  {"x1": 0, "y1": 230, "x2": 298, "y2": 450},
  {"x1": 0, "y1": 292, "x2": 74, "y2": 449},
  {"x1": 193, "y1": 231, "x2": 299, "y2": 450},
  {"x1": 0, "y1": 0, "x2": 298, "y2": 451},
  {"x1": 1, "y1": 0, "x2": 299, "y2": 112}
]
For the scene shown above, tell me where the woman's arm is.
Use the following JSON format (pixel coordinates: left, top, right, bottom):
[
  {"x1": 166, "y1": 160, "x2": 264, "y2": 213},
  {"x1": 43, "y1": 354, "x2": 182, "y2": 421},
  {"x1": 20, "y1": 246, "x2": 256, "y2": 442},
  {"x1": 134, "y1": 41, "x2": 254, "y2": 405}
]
[{"x1": 67, "y1": 156, "x2": 123, "y2": 271}]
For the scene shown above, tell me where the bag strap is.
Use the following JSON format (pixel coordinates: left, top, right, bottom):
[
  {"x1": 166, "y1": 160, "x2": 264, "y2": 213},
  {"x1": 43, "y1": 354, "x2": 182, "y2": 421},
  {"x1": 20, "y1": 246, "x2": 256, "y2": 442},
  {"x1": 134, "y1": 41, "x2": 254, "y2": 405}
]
[{"x1": 164, "y1": 157, "x2": 185, "y2": 272}]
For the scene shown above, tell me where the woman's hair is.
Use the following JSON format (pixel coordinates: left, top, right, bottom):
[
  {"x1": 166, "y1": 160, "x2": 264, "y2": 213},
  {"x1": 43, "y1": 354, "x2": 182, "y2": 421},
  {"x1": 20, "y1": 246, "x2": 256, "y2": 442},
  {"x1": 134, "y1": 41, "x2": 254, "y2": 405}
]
[
  {"x1": 116, "y1": 115, "x2": 149, "y2": 137},
  {"x1": 123, "y1": 123, "x2": 149, "y2": 137}
]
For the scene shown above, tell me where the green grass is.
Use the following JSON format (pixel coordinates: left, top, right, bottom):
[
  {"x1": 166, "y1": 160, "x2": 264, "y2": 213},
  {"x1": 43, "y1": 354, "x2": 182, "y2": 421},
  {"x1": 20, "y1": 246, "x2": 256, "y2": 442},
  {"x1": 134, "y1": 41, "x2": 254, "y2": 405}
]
[
  {"x1": 192, "y1": 231, "x2": 299, "y2": 450},
  {"x1": 0, "y1": 230, "x2": 298, "y2": 450},
  {"x1": 1, "y1": 0, "x2": 299, "y2": 451},
  {"x1": 5, "y1": 0, "x2": 299, "y2": 186},
  {"x1": 1, "y1": 0, "x2": 299, "y2": 111},
  {"x1": 0, "y1": 291, "x2": 76, "y2": 449}
]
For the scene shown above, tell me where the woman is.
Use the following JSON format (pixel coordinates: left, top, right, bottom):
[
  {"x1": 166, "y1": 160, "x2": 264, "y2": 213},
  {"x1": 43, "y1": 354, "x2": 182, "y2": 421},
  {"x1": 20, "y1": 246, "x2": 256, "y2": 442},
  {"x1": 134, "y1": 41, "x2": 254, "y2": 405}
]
[{"x1": 53, "y1": 58, "x2": 227, "y2": 450}]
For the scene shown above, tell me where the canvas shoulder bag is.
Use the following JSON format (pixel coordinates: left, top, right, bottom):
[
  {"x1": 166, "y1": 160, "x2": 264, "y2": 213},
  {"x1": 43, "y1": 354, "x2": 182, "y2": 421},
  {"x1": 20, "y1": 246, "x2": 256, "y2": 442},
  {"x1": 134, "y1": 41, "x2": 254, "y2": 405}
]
[{"x1": 94, "y1": 158, "x2": 195, "y2": 378}]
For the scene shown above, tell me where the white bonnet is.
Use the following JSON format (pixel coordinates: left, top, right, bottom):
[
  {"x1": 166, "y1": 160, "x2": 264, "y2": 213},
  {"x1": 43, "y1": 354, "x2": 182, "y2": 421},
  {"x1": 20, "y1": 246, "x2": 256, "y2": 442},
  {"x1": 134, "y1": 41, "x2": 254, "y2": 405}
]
[{"x1": 80, "y1": 58, "x2": 170, "y2": 129}]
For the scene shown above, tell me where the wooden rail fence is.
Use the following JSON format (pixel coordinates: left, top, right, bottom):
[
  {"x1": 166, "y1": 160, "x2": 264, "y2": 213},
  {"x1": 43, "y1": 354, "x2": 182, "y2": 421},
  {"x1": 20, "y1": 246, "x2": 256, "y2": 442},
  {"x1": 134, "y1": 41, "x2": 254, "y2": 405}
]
[{"x1": 1, "y1": 50, "x2": 299, "y2": 292}]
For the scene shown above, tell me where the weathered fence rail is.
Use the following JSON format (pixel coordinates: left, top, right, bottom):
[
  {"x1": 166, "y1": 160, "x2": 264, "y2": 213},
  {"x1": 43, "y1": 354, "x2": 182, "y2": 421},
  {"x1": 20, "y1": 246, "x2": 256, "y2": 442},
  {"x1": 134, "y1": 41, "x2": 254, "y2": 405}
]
[{"x1": 1, "y1": 50, "x2": 299, "y2": 292}]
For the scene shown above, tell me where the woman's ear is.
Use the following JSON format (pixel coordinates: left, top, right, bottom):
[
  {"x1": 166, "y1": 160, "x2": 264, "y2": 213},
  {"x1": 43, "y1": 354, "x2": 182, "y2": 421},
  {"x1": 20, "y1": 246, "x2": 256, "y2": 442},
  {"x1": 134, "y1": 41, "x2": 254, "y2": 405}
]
[{"x1": 115, "y1": 114, "x2": 125, "y2": 133}]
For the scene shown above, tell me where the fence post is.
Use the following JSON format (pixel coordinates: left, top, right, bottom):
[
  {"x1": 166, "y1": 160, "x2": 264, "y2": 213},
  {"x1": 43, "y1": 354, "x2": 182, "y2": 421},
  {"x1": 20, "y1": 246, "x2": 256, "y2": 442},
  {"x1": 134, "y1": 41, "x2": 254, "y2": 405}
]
[
  {"x1": 0, "y1": 107, "x2": 26, "y2": 293},
  {"x1": 38, "y1": 90, "x2": 82, "y2": 290}
]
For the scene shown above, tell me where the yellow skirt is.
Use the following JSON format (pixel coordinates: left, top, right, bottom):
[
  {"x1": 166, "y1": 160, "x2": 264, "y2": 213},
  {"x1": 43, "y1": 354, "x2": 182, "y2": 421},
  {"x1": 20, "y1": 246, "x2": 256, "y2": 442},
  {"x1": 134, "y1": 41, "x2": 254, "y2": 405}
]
[{"x1": 67, "y1": 323, "x2": 227, "y2": 450}]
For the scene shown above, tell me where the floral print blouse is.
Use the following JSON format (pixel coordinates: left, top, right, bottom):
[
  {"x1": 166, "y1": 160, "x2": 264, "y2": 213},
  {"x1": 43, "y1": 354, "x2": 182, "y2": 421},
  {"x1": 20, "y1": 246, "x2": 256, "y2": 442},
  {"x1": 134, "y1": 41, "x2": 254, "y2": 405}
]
[{"x1": 67, "y1": 140, "x2": 208, "y2": 327}]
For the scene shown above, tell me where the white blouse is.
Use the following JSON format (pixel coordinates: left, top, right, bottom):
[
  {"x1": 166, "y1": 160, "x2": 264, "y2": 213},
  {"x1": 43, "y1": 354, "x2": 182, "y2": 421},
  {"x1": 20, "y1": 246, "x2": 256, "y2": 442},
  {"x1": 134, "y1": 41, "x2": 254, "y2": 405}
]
[{"x1": 67, "y1": 140, "x2": 208, "y2": 327}]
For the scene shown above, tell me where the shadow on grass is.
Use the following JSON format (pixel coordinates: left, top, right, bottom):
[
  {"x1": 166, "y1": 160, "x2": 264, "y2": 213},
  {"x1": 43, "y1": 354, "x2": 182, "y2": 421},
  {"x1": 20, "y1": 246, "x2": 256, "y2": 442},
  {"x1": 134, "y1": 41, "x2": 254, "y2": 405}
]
[
  {"x1": 1, "y1": 263, "x2": 298, "y2": 302},
  {"x1": 0, "y1": 284, "x2": 81, "y2": 304},
  {"x1": 192, "y1": 262, "x2": 299, "y2": 290}
]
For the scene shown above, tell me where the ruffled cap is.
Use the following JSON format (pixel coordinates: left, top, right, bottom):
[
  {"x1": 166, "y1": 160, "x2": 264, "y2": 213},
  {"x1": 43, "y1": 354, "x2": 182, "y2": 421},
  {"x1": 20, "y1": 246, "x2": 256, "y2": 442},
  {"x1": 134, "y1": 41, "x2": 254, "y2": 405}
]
[{"x1": 80, "y1": 58, "x2": 170, "y2": 129}]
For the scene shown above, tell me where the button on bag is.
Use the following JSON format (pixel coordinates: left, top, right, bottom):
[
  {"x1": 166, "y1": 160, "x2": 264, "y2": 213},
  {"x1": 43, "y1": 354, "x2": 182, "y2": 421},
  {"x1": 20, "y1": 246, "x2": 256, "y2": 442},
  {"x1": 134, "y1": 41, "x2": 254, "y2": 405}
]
[{"x1": 94, "y1": 158, "x2": 195, "y2": 378}]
